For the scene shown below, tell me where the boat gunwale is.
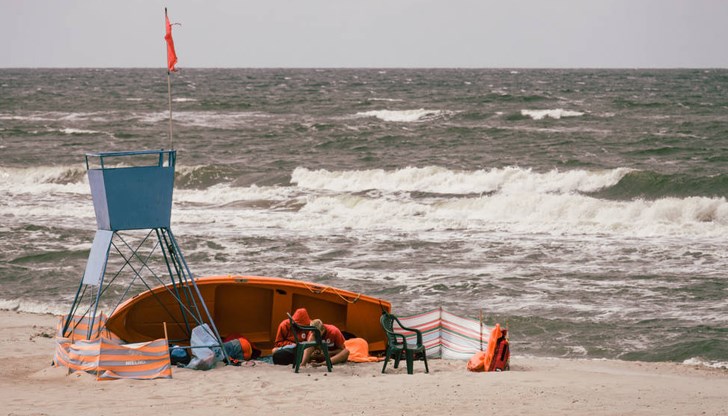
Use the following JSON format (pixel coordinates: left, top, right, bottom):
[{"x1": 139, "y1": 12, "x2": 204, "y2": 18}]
[{"x1": 109, "y1": 274, "x2": 391, "y2": 317}]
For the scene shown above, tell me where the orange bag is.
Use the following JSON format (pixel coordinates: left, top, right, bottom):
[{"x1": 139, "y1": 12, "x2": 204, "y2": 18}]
[{"x1": 467, "y1": 350, "x2": 487, "y2": 372}]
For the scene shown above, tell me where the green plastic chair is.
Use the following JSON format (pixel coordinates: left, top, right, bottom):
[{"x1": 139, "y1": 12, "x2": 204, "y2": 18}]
[
  {"x1": 380, "y1": 312, "x2": 429, "y2": 374},
  {"x1": 287, "y1": 312, "x2": 332, "y2": 373}
]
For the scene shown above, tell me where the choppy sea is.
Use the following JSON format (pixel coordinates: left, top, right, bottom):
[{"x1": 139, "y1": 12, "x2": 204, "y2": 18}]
[{"x1": 1, "y1": 68, "x2": 727, "y2": 367}]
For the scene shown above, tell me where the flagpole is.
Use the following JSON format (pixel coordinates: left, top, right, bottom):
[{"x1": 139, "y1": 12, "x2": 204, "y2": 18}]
[
  {"x1": 165, "y1": 7, "x2": 174, "y2": 150},
  {"x1": 167, "y1": 69, "x2": 173, "y2": 150}
]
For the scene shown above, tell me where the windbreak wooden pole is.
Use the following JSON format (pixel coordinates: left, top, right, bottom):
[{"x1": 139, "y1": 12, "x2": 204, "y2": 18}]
[{"x1": 479, "y1": 309, "x2": 484, "y2": 351}]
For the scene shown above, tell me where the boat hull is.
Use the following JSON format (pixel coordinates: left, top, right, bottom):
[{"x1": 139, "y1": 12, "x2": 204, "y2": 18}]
[{"x1": 106, "y1": 275, "x2": 391, "y2": 354}]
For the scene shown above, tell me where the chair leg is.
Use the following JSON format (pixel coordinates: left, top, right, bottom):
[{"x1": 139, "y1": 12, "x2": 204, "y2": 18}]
[
  {"x1": 393, "y1": 351, "x2": 401, "y2": 369},
  {"x1": 405, "y1": 350, "x2": 414, "y2": 375},
  {"x1": 322, "y1": 346, "x2": 332, "y2": 372},
  {"x1": 294, "y1": 346, "x2": 303, "y2": 373},
  {"x1": 422, "y1": 351, "x2": 429, "y2": 373},
  {"x1": 381, "y1": 351, "x2": 390, "y2": 373}
]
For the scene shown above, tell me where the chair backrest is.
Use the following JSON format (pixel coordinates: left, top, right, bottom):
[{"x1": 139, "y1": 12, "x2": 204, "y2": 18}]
[
  {"x1": 380, "y1": 312, "x2": 401, "y2": 345},
  {"x1": 287, "y1": 313, "x2": 323, "y2": 345}
]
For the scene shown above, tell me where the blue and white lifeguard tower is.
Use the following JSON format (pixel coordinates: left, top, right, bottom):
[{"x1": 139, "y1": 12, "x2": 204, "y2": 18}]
[{"x1": 60, "y1": 149, "x2": 227, "y2": 361}]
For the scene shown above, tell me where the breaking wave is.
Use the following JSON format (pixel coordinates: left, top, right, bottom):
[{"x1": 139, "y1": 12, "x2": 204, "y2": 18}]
[
  {"x1": 354, "y1": 109, "x2": 452, "y2": 122},
  {"x1": 521, "y1": 109, "x2": 585, "y2": 120}
]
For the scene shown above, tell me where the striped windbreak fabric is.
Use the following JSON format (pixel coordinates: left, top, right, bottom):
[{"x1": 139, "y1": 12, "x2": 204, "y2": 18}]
[
  {"x1": 55, "y1": 313, "x2": 119, "y2": 341},
  {"x1": 396, "y1": 309, "x2": 493, "y2": 360},
  {"x1": 54, "y1": 315, "x2": 171, "y2": 380}
]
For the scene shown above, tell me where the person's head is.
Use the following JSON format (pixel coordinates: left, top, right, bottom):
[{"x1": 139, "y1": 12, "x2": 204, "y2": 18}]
[
  {"x1": 311, "y1": 318, "x2": 325, "y2": 335},
  {"x1": 292, "y1": 308, "x2": 311, "y2": 326}
]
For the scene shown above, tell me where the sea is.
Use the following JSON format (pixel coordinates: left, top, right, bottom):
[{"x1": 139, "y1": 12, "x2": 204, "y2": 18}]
[{"x1": 1, "y1": 68, "x2": 727, "y2": 368}]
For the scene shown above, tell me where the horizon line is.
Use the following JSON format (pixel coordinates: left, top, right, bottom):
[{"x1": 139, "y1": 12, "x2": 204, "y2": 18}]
[{"x1": 1, "y1": 66, "x2": 726, "y2": 70}]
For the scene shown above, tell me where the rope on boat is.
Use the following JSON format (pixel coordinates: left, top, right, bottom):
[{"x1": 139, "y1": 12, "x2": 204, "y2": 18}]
[{"x1": 302, "y1": 281, "x2": 362, "y2": 304}]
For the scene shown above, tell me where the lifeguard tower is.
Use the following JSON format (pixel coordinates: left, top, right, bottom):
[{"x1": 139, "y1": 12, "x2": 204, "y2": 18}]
[{"x1": 60, "y1": 150, "x2": 227, "y2": 361}]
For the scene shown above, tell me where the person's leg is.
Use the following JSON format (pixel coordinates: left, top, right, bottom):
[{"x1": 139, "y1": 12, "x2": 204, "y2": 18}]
[
  {"x1": 272, "y1": 346, "x2": 296, "y2": 365},
  {"x1": 301, "y1": 344, "x2": 321, "y2": 366}
]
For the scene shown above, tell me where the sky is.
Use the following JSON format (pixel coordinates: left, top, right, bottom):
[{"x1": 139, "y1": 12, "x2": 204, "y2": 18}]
[{"x1": 2, "y1": 0, "x2": 728, "y2": 68}]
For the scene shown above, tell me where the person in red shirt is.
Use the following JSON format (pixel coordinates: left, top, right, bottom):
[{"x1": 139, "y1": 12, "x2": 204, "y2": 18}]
[
  {"x1": 301, "y1": 318, "x2": 350, "y2": 366},
  {"x1": 272, "y1": 308, "x2": 311, "y2": 365}
]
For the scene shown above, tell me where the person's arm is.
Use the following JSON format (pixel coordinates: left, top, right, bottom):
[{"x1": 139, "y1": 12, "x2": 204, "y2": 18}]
[
  {"x1": 328, "y1": 326, "x2": 350, "y2": 365},
  {"x1": 329, "y1": 347, "x2": 350, "y2": 365},
  {"x1": 272, "y1": 322, "x2": 290, "y2": 352}
]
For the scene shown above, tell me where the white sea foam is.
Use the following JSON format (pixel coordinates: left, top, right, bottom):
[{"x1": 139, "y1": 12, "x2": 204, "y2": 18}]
[
  {"x1": 0, "y1": 111, "x2": 112, "y2": 122},
  {"x1": 368, "y1": 98, "x2": 404, "y2": 102},
  {"x1": 139, "y1": 111, "x2": 269, "y2": 128},
  {"x1": 564, "y1": 345, "x2": 588, "y2": 356},
  {"x1": 286, "y1": 166, "x2": 728, "y2": 238},
  {"x1": 442, "y1": 192, "x2": 728, "y2": 237},
  {"x1": 173, "y1": 97, "x2": 197, "y2": 102},
  {"x1": 59, "y1": 128, "x2": 99, "y2": 135},
  {"x1": 0, "y1": 165, "x2": 92, "y2": 226},
  {"x1": 354, "y1": 109, "x2": 451, "y2": 122},
  {"x1": 174, "y1": 183, "x2": 300, "y2": 206},
  {"x1": 0, "y1": 114, "x2": 49, "y2": 121},
  {"x1": 291, "y1": 166, "x2": 630, "y2": 195},
  {"x1": 176, "y1": 188, "x2": 728, "y2": 241},
  {"x1": 0, "y1": 298, "x2": 68, "y2": 316},
  {"x1": 7, "y1": 164, "x2": 728, "y2": 238},
  {"x1": 683, "y1": 357, "x2": 728, "y2": 370},
  {"x1": 522, "y1": 109, "x2": 585, "y2": 120},
  {"x1": 0, "y1": 165, "x2": 88, "y2": 190},
  {"x1": 58, "y1": 112, "x2": 112, "y2": 122}
]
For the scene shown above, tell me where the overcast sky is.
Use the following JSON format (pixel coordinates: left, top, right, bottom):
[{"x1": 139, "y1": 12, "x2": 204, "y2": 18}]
[{"x1": 2, "y1": 0, "x2": 727, "y2": 68}]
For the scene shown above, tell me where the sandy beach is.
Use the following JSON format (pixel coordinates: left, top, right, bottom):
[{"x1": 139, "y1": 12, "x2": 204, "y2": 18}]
[{"x1": 0, "y1": 310, "x2": 725, "y2": 415}]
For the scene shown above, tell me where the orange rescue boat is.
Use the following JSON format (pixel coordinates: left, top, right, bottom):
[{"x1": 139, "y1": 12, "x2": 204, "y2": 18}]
[{"x1": 106, "y1": 275, "x2": 391, "y2": 355}]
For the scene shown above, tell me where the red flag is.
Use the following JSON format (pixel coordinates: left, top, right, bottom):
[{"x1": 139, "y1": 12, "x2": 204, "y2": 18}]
[{"x1": 164, "y1": 10, "x2": 178, "y2": 72}]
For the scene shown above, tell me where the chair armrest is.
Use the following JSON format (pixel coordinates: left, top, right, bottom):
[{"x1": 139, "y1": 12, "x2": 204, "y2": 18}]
[
  {"x1": 384, "y1": 329, "x2": 407, "y2": 344},
  {"x1": 392, "y1": 316, "x2": 424, "y2": 344}
]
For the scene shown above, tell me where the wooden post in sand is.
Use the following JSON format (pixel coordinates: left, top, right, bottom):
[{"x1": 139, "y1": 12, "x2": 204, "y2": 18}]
[{"x1": 479, "y1": 309, "x2": 484, "y2": 351}]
